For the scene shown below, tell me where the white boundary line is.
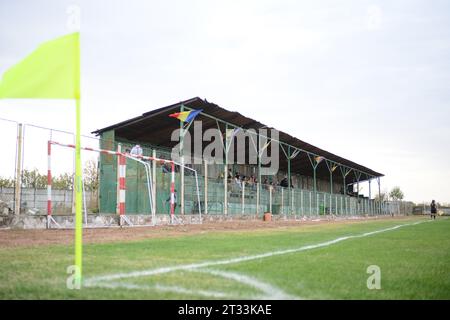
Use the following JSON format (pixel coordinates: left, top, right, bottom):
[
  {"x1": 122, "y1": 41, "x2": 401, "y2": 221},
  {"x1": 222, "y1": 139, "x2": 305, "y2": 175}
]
[
  {"x1": 88, "y1": 268, "x2": 295, "y2": 299},
  {"x1": 191, "y1": 268, "x2": 296, "y2": 299},
  {"x1": 90, "y1": 281, "x2": 232, "y2": 299},
  {"x1": 85, "y1": 219, "x2": 431, "y2": 285}
]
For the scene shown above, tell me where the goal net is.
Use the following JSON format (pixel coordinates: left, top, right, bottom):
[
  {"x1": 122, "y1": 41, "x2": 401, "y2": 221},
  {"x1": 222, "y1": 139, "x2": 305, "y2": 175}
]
[{"x1": 46, "y1": 140, "x2": 202, "y2": 228}]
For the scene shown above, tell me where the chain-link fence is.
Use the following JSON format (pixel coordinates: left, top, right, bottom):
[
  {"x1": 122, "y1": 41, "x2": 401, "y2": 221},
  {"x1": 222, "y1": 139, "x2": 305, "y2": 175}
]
[
  {"x1": 0, "y1": 117, "x2": 100, "y2": 216},
  {"x1": 0, "y1": 118, "x2": 18, "y2": 214}
]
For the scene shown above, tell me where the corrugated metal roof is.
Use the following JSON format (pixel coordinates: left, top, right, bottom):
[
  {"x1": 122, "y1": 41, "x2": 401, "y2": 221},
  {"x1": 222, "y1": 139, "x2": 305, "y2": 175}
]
[{"x1": 93, "y1": 97, "x2": 383, "y2": 183}]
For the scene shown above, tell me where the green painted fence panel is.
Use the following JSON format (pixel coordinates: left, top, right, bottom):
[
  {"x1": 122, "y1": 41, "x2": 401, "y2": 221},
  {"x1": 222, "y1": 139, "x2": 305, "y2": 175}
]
[{"x1": 99, "y1": 130, "x2": 117, "y2": 213}]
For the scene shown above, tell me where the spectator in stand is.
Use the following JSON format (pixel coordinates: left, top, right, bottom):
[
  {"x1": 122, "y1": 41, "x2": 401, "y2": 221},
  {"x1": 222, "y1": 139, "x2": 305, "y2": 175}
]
[
  {"x1": 234, "y1": 173, "x2": 242, "y2": 189},
  {"x1": 250, "y1": 175, "x2": 257, "y2": 191},
  {"x1": 228, "y1": 168, "x2": 233, "y2": 181},
  {"x1": 280, "y1": 176, "x2": 289, "y2": 188},
  {"x1": 130, "y1": 144, "x2": 143, "y2": 156},
  {"x1": 162, "y1": 163, "x2": 171, "y2": 173},
  {"x1": 272, "y1": 179, "x2": 278, "y2": 188}
]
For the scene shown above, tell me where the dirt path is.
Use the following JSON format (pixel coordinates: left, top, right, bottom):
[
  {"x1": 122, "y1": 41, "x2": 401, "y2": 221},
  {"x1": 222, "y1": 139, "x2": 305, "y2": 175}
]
[{"x1": 0, "y1": 216, "x2": 418, "y2": 248}]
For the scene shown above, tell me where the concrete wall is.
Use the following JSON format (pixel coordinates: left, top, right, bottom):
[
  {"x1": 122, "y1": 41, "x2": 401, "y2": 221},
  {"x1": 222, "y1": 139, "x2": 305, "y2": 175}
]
[
  {"x1": 3, "y1": 212, "x2": 388, "y2": 229},
  {"x1": 0, "y1": 187, "x2": 97, "y2": 214}
]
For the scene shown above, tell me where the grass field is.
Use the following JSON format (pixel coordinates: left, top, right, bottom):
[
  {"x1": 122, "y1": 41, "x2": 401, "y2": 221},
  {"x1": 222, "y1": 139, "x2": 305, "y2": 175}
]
[{"x1": 0, "y1": 216, "x2": 449, "y2": 299}]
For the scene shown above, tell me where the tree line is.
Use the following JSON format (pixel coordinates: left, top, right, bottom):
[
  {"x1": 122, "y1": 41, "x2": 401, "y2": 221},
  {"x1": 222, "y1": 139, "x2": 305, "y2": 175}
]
[
  {"x1": 0, "y1": 160, "x2": 98, "y2": 191},
  {"x1": 374, "y1": 186, "x2": 404, "y2": 201}
]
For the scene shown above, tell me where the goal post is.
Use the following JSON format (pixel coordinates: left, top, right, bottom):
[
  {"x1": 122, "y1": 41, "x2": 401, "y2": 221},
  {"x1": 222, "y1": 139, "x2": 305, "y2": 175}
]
[{"x1": 46, "y1": 140, "x2": 202, "y2": 228}]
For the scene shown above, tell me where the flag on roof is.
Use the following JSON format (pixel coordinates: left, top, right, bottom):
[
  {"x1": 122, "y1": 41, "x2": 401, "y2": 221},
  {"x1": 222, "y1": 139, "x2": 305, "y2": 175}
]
[
  {"x1": 226, "y1": 127, "x2": 241, "y2": 139},
  {"x1": 315, "y1": 156, "x2": 324, "y2": 164},
  {"x1": 169, "y1": 109, "x2": 203, "y2": 123}
]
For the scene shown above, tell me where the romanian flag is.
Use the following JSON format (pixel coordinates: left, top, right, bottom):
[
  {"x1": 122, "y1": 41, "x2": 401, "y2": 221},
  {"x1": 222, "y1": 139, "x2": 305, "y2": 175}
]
[{"x1": 169, "y1": 109, "x2": 203, "y2": 123}]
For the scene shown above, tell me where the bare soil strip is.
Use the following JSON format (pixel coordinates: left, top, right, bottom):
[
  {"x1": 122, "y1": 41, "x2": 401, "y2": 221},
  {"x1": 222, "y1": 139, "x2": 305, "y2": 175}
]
[{"x1": 0, "y1": 216, "x2": 418, "y2": 248}]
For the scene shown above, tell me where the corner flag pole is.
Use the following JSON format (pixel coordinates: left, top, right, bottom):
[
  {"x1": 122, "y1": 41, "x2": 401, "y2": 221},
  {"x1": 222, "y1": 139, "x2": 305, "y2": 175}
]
[
  {"x1": 74, "y1": 33, "x2": 82, "y2": 285},
  {"x1": 74, "y1": 34, "x2": 81, "y2": 288},
  {"x1": 75, "y1": 97, "x2": 82, "y2": 284}
]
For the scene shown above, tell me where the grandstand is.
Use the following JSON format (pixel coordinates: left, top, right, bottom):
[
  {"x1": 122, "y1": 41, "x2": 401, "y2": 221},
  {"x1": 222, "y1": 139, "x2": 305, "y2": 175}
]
[{"x1": 92, "y1": 97, "x2": 384, "y2": 219}]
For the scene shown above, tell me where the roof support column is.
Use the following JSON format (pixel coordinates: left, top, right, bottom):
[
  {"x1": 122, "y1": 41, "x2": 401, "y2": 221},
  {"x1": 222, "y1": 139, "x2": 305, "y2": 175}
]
[
  {"x1": 369, "y1": 178, "x2": 373, "y2": 214},
  {"x1": 204, "y1": 160, "x2": 208, "y2": 215},
  {"x1": 377, "y1": 177, "x2": 381, "y2": 199},
  {"x1": 223, "y1": 123, "x2": 228, "y2": 215},
  {"x1": 257, "y1": 134, "x2": 261, "y2": 216},
  {"x1": 377, "y1": 176, "x2": 381, "y2": 215},
  {"x1": 280, "y1": 143, "x2": 292, "y2": 216},
  {"x1": 355, "y1": 171, "x2": 362, "y2": 196},
  {"x1": 354, "y1": 170, "x2": 362, "y2": 214},
  {"x1": 340, "y1": 166, "x2": 351, "y2": 215},
  {"x1": 325, "y1": 160, "x2": 337, "y2": 214},
  {"x1": 287, "y1": 146, "x2": 291, "y2": 215},
  {"x1": 307, "y1": 154, "x2": 323, "y2": 194}
]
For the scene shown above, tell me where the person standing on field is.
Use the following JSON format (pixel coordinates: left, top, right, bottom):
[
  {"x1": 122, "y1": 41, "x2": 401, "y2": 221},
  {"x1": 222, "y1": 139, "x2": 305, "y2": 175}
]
[
  {"x1": 430, "y1": 200, "x2": 437, "y2": 220},
  {"x1": 166, "y1": 189, "x2": 177, "y2": 213}
]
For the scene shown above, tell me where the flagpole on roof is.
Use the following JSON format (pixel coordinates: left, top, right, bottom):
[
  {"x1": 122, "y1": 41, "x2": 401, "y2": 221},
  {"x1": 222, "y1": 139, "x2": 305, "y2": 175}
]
[{"x1": 168, "y1": 107, "x2": 204, "y2": 217}]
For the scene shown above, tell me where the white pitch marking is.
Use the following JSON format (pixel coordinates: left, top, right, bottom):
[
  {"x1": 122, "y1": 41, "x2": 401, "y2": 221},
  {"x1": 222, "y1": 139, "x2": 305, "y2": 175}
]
[
  {"x1": 87, "y1": 268, "x2": 295, "y2": 300},
  {"x1": 192, "y1": 268, "x2": 297, "y2": 300},
  {"x1": 87, "y1": 281, "x2": 231, "y2": 298},
  {"x1": 85, "y1": 219, "x2": 431, "y2": 286},
  {"x1": 153, "y1": 283, "x2": 230, "y2": 298}
]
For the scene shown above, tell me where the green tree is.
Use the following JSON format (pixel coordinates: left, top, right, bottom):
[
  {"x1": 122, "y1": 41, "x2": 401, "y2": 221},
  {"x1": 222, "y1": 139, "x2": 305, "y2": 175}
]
[
  {"x1": 389, "y1": 186, "x2": 404, "y2": 201},
  {"x1": 374, "y1": 190, "x2": 388, "y2": 202},
  {"x1": 21, "y1": 168, "x2": 47, "y2": 189},
  {"x1": 0, "y1": 177, "x2": 14, "y2": 188},
  {"x1": 83, "y1": 160, "x2": 99, "y2": 213},
  {"x1": 53, "y1": 173, "x2": 74, "y2": 190},
  {"x1": 1, "y1": 160, "x2": 98, "y2": 191},
  {"x1": 83, "y1": 159, "x2": 98, "y2": 192}
]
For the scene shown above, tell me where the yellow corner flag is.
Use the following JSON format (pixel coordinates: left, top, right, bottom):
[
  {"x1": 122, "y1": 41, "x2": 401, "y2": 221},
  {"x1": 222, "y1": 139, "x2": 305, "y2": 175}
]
[
  {"x1": 0, "y1": 32, "x2": 83, "y2": 286},
  {"x1": 0, "y1": 32, "x2": 80, "y2": 99}
]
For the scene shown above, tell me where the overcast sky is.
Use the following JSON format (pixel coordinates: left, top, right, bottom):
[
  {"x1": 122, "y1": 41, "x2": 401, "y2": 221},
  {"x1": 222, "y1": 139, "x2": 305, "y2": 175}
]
[{"x1": 0, "y1": 0, "x2": 449, "y2": 203}]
